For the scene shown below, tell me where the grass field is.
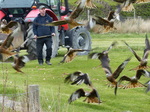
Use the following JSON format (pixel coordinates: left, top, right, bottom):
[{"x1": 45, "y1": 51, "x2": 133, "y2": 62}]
[{"x1": 0, "y1": 33, "x2": 150, "y2": 112}]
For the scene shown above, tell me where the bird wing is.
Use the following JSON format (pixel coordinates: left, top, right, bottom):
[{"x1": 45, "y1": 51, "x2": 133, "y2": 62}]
[
  {"x1": 1, "y1": 32, "x2": 14, "y2": 49},
  {"x1": 113, "y1": 0, "x2": 125, "y2": 3},
  {"x1": 88, "y1": 52, "x2": 100, "y2": 59},
  {"x1": 64, "y1": 71, "x2": 83, "y2": 83},
  {"x1": 144, "y1": 80, "x2": 150, "y2": 93},
  {"x1": 113, "y1": 57, "x2": 131, "y2": 79},
  {"x1": 68, "y1": 88, "x2": 85, "y2": 104},
  {"x1": 107, "y1": 11, "x2": 115, "y2": 21},
  {"x1": 106, "y1": 41, "x2": 118, "y2": 52},
  {"x1": 135, "y1": 0, "x2": 150, "y2": 3},
  {"x1": 71, "y1": 73, "x2": 92, "y2": 86},
  {"x1": 114, "y1": 75, "x2": 131, "y2": 95},
  {"x1": 142, "y1": 34, "x2": 150, "y2": 60},
  {"x1": 84, "y1": 88, "x2": 102, "y2": 104},
  {"x1": 85, "y1": 0, "x2": 96, "y2": 8},
  {"x1": 135, "y1": 69, "x2": 145, "y2": 80},
  {"x1": 37, "y1": 20, "x2": 68, "y2": 26},
  {"x1": 123, "y1": 40, "x2": 142, "y2": 61},
  {"x1": 92, "y1": 16, "x2": 110, "y2": 26},
  {"x1": 69, "y1": 1, "x2": 85, "y2": 19}
]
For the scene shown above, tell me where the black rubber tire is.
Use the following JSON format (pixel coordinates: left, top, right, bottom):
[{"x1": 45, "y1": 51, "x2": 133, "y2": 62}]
[
  {"x1": 26, "y1": 24, "x2": 37, "y2": 59},
  {"x1": 71, "y1": 26, "x2": 92, "y2": 55},
  {"x1": 26, "y1": 24, "x2": 59, "y2": 59}
]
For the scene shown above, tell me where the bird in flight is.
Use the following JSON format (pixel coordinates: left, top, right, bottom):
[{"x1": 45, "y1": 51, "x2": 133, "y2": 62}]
[
  {"x1": 34, "y1": 0, "x2": 88, "y2": 29},
  {"x1": 0, "y1": 21, "x2": 24, "y2": 61},
  {"x1": 12, "y1": 54, "x2": 35, "y2": 73},
  {"x1": 0, "y1": 19, "x2": 12, "y2": 34},
  {"x1": 86, "y1": 5, "x2": 122, "y2": 33},
  {"x1": 75, "y1": 0, "x2": 96, "y2": 8},
  {"x1": 102, "y1": 56, "x2": 131, "y2": 87},
  {"x1": 60, "y1": 48, "x2": 90, "y2": 63},
  {"x1": 122, "y1": 34, "x2": 150, "y2": 70},
  {"x1": 115, "y1": 69, "x2": 147, "y2": 95},
  {"x1": 68, "y1": 88, "x2": 102, "y2": 104},
  {"x1": 88, "y1": 41, "x2": 118, "y2": 60},
  {"x1": 64, "y1": 71, "x2": 92, "y2": 87},
  {"x1": 113, "y1": 0, "x2": 150, "y2": 12}
]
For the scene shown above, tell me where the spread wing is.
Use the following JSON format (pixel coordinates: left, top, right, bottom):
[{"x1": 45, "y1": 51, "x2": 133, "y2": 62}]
[
  {"x1": 142, "y1": 34, "x2": 150, "y2": 60},
  {"x1": 135, "y1": 69, "x2": 145, "y2": 80},
  {"x1": 114, "y1": 75, "x2": 131, "y2": 95},
  {"x1": 113, "y1": 57, "x2": 131, "y2": 79},
  {"x1": 135, "y1": 0, "x2": 150, "y2": 3},
  {"x1": 84, "y1": 88, "x2": 102, "y2": 104},
  {"x1": 12, "y1": 54, "x2": 35, "y2": 73},
  {"x1": 68, "y1": 88, "x2": 85, "y2": 104},
  {"x1": 106, "y1": 41, "x2": 118, "y2": 51},
  {"x1": 71, "y1": 73, "x2": 92, "y2": 86},
  {"x1": 88, "y1": 52, "x2": 100, "y2": 59},
  {"x1": 38, "y1": 20, "x2": 68, "y2": 26},
  {"x1": 1, "y1": 32, "x2": 14, "y2": 49},
  {"x1": 123, "y1": 40, "x2": 142, "y2": 62},
  {"x1": 113, "y1": 0, "x2": 125, "y2": 3},
  {"x1": 92, "y1": 16, "x2": 110, "y2": 26},
  {"x1": 64, "y1": 71, "x2": 83, "y2": 83},
  {"x1": 69, "y1": 1, "x2": 85, "y2": 19},
  {"x1": 60, "y1": 49, "x2": 90, "y2": 63}
]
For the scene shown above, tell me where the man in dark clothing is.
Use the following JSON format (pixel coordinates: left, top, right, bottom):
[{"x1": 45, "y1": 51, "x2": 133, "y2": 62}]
[{"x1": 33, "y1": 5, "x2": 55, "y2": 65}]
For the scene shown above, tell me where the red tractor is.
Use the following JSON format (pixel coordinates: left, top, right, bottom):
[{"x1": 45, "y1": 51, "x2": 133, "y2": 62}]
[{"x1": 0, "y1": 0, "x2": 91, "y2": 59}]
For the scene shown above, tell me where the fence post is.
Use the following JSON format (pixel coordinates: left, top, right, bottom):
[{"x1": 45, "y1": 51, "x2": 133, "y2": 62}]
[{"x1": 28, "y1": 85, "x2": 40, "y2": 112}]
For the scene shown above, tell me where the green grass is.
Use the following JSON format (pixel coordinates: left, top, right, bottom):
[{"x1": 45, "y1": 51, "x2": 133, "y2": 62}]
[{"x1": 1, "y1": 33, "x2": 150, "y2": 112}]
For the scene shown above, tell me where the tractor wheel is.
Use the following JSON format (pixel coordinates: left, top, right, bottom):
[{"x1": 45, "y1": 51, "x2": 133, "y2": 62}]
[
  {"x1": 26, "y1": 24, "x2": 37, "y2": 59},
  {"x1": 71, "y1": 26, "x2": 92, "y2": 55},
  {"x1": 26, "y1": 24, "x2": 59, "y2": 59}
]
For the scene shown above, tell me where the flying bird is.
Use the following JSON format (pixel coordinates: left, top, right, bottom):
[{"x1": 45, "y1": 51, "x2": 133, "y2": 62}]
[
  {"x1": 122, "y1": 34, "x2": 150, "y2": 70},
  {"x1": 60, "y1": 48, "x2": 90, "y2": 63},
  {"x1": 68, "y1": 88, "x2": 102, "y2": 104},
  {"x1": 0, "y1": 21, "x2": 24, "y2": 61},
  {"x1": 0, "y1": 19, "x2": 12, "y2": 34},
  {"x1": 115, "y1": 69, "x2": 147, "y2": 95},
  {"x1": 102, "y1": 57, "x2": 131, "y2": 87},
  {"x1": 64, "y1": 71, "x2": 83, "y2": 83},
  {"x1": 12, "y1": 54, "x2": 35, "y2": 73},
  {"x1": 64, "y1": 71, "x2": 92, "y2": 87},
  {"x1": 75, "y1": 0, "x2": 96, "y2": 8},
  {"x1": 113, "y1": 0, "x2": 150, "y2": 12},
  {"x1": 86, "y1": 5, "x2": 122, "y2": 32},
  {"x1": 88, "y1": 41, "x2": 118, "y2": 60},
  {"x1": 34, "y1": 0, "x2": 87, "y2": 29}
]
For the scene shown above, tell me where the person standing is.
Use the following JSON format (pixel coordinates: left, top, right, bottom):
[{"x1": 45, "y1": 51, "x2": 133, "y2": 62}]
[{"x1": 33, "y1": 5, "x2": 55, "y2": 65}]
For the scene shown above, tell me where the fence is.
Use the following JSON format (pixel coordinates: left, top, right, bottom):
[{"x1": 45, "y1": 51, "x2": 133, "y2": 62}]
[{"x1": 0, "y1": 85, "x2": 40, "y2": 112}]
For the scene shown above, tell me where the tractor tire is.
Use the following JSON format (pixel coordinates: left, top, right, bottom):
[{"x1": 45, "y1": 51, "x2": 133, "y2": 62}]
[
  {"x1": 70, "y1": 26, "x2": 92, "y2": 55},
  {"x1": 26, "y1": 24, "x2": 59, "y2": 59},
  {"x1": 26, "y1": 24, "x2": 37, "y2": 59}
]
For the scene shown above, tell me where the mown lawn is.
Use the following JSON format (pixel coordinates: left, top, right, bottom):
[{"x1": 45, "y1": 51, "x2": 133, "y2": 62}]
[{"x1": 0, "y1": 32, "x2": 150, "y2": 112}]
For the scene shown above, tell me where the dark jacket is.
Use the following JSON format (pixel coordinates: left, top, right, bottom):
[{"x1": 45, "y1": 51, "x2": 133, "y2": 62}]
[{"x1": 33, "y1": 13, "x2": 55, "y2": 37}]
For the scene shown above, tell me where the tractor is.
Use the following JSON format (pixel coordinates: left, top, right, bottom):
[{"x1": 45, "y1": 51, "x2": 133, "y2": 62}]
[{"x1": 0, "y1": 0, "x2": 92, "y2": 59}]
